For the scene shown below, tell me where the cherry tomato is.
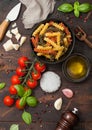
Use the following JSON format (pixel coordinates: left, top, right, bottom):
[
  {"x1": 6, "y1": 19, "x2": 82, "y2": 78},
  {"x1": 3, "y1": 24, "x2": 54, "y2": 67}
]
[
  {"x1": 16, "y1": 66, "x2": 26, "y2": 77},
  {"x1": 35, "y1": 62, "x2": 46, "y2": 72},
  {"x1": 15, "y1": 99, "x2": 25, "y2": 110},
  {"x1": 11, "y1": 75, "x2": 21, "y2": 85},
  {"x1": 3, "y1": 96, "x2": 14, "y2": 107},
  {"x1": 32, "y1": 71, "x2": 41, "y2": 80},
  {"x1": 18, "y1": 56, "x2": 29, "y2": 68},
  {"x1": 9, "y1": 85, "x2": 17, "y2": 95},
  {"x1": 27, "y1": 79, "x2": 37, "y2": 89}
]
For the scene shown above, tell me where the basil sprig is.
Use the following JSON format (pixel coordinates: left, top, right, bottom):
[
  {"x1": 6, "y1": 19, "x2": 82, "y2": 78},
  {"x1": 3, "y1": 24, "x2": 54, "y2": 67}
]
[{"x1": 58, "y1": 1, "x2": 92, "y2": 17}]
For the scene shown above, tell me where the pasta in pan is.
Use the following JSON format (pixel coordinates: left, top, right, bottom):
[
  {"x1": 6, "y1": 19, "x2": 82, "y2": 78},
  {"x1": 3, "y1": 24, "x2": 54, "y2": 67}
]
[{"x1": 31, "y1": 21, "x2": 72, "y2": 61}]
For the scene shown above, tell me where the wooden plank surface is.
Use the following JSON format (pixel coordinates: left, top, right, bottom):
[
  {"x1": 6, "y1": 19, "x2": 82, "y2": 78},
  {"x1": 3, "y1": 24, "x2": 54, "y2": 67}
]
[{"x1": 0, "y1": 0, "x2": 92, "y2": 130}]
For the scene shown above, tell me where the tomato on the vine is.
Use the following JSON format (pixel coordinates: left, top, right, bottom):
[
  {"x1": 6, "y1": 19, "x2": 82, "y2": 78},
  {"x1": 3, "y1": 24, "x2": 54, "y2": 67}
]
[
  {"x1": 11, "y1": 75, "x2": 21, "y2": 85},
  {"x1": 3, "y1": 96, "x2": 14, "y2": 107},
  {"x1": 9, "y1": 85, "x2": 17, "y2": 95},
  {"x1": 31, "y1": 71, "x2": 41, "y2": 80},
  {"x1": 16, "y1": 66, "x2": 26, "y2": 77},
  {"x1": 18, "y1": 56, "x2": 29, "y2": 68},
  {"x1": 27, "y1": 79, "x2": 37, "y2": 89},
  {"x1": 15, "y1": 99, "x2": 25, "y2": 110},
  {"x1": 35, "y1": 62, "x2": 46, "y2": 72}
]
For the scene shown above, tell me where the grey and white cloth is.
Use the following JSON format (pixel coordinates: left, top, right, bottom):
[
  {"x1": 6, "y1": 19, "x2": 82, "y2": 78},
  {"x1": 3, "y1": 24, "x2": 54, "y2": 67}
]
[{"x1": 19, "y1": 0, "x2": 55, "y2": 28}]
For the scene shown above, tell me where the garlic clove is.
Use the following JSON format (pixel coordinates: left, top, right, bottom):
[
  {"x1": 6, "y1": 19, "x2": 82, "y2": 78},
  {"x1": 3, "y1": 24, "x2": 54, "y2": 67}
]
[
  {"x1": 54, "y1": 97, "x2": 62, "y2": 110},
  {"x1": 62, "y1": 88, "x2": 73, "y2": 98}
]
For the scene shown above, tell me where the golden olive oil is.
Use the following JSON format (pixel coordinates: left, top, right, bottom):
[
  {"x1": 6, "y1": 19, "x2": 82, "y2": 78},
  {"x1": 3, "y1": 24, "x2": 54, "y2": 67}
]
[{"x1": 66, "y1": 56, "x2": 87, "y2": 79}]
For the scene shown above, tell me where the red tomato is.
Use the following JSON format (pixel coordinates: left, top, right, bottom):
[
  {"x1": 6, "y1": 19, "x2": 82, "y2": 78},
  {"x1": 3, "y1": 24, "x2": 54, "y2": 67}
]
[
  {"x1": 9, "y1": 85, "x2": 17, "y2": 95},
  {"x1": 32, "y1": 71, "x2": 41, "y2": 80},
  {"x1": 27, "y1": 79, "x2": 37, "y2": 89},
  {"x1": 3, "y1": 96, "x2": 14, "y2": 107},
  {"x1": 11, "y1": 75, "x2": 21, "y2": 85},
  {"x1": 16, "y1": 66, "x2": 26, "y2": 77},
  {"x1": 15, "y1": 99, "x2": 25, "y2": 110},
  {"x1": 35, "y1": 62, "x2": 46, "y2": 72},
  {"x1": 18, "y1": 56, "x2": 29, "y2": 68}
]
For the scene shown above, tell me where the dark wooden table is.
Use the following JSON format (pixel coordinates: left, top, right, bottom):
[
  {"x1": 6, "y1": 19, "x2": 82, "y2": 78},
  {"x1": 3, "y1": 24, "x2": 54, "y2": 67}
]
[{"x1": 0, "y1": 0, "x2": 92, "y2": 130}]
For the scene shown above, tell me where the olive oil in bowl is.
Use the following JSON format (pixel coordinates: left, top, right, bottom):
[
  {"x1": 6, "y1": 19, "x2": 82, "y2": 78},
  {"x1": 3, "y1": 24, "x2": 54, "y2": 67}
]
[{"x1": 62, "y1": 53, "x2": 90, "y2": 82}]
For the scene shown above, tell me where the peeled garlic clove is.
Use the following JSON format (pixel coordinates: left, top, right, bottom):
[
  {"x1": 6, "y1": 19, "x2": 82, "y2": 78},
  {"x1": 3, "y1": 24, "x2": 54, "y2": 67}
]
[
  {"x1": 54, "y1": 97, "x2": 62, "y2": 110},
  {"x1": 62, "y1": 88, "x2": 73, "y2": 98}
]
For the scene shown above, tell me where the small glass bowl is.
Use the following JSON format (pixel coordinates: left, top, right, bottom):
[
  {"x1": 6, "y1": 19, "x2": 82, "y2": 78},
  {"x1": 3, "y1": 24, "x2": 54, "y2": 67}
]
[{"x1": 62, "y1": 53, "x2": 90, "y2": 82}]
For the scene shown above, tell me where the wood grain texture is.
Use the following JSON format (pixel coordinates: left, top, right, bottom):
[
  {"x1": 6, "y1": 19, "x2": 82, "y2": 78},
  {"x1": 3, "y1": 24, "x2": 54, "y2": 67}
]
[{"x1": 0, "y1": 0, "x2": 92, "y2": 130}]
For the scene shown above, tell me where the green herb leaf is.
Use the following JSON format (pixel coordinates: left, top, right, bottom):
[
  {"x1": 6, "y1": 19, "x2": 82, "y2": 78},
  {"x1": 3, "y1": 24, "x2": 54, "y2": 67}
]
[
  {"x1": 74, "y1": 9, "x2": 80, "y2": 17},
  {"x1": 15, "y1": 84, "x2": 25, "y2": 97},
  {"x1": 20, "y1": 97, "x2": 26, "y2": 107},
  {"x1": 23, "y1": 89, "x2": 32, "y2": 97},
  {"x1": 10, "y1": 124, "x2": 19, "y2": 130},
  {"x1": 74, "y1": 1, "x2": 80, "y2": 10},
  {"x1": 22, "y1": 111, "x2": 32, "y2": 125},
  {"x1": 78, "y1": 3, "x2": 92, "y2": 12},
  {"x1": 58, "y1": 3, "x2": 74, "y2": 13},
  {"x1": 26, "y1": 96, "x2": 38, "y2": 107},
  {"x1": 0, "y1": 82, "x2": 6, "y2": 90}
]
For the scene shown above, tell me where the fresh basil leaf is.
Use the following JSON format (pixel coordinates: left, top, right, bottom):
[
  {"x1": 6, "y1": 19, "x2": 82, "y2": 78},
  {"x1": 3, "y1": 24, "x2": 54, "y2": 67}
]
[
  {"x1": 23, "y1": 89, "x2": 32, "y2": 97},
  {"x1": 10, "y1": 124, "x2": 19, "y2": 130},
  {"x1": 15, "y1": 85, "x2": 25, "y2": 97},
  {"x1": 74, "y1": 1, "x2": 80, "y2": 10},
  {"x1": 22, "y1": 111, "x2": 32, "y2": 125},
  {"x1": 58, "y1": 3, "x2": 74, "y2": 13},
  {"x1": 20, "y1": 97, "x2": 26, "y2": 107},
  {"x1": 78, "y1": 3, "x2": 92, "y2": 12},
  {"x1": 26, "y1": 96, "x2": 38, "y2": 107},
  {"x1": 0, "y1": 82, "x2": 6, "y2": 90},
  {"x1": 74, "y1": 9, "x2": 80, "y2": 17}
]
